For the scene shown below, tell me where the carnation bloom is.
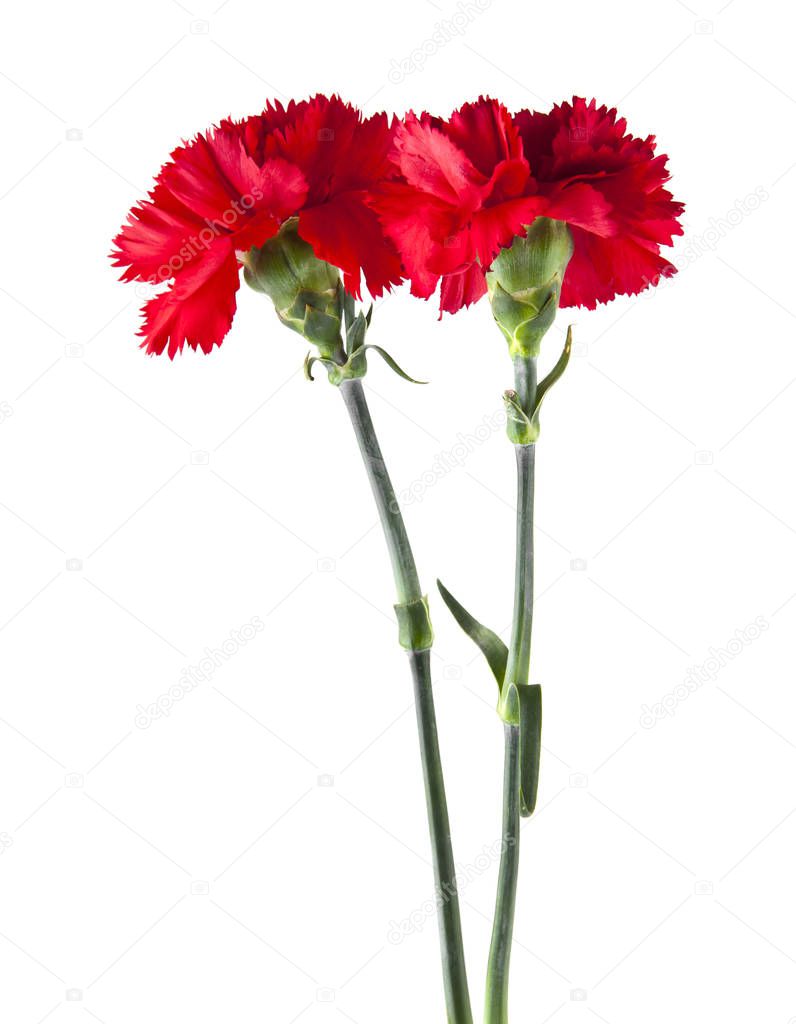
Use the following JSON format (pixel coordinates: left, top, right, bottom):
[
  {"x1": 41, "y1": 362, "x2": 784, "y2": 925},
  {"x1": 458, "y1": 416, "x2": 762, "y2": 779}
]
[
  {"x1": 111, "y1": 95, "x2": 403, "y2": 357},
  {"x1": 373, "y1": 96, "x2": 682, "y2": 314},
  {"x1": 514, "y1": 98, "x2": 684, "y2": 309},
  {"x1": 371, "y1": 98, "x2": 547, "y2": 314}
]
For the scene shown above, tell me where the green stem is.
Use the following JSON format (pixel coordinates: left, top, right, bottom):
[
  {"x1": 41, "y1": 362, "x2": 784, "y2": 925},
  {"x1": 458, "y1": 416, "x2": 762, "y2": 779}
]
[
  {"x1": 410, "y1": 648, "x2": 473, "y2": 1024},
  {"x1": 486, "y1": 356, "x2": 537, "y2": 1023},
  {"x1": 339, "y1": 378, "x2": 420, "y2": 606},
  {"x1": 484, "y1": 724, "x2": 521, "y2": 1024},
  {"x1": 339, "y1": 378, "x2": 473, "y2": 1024},
  {"x1": 503, "y1": 443, "x2": 536, "y2": 691}
]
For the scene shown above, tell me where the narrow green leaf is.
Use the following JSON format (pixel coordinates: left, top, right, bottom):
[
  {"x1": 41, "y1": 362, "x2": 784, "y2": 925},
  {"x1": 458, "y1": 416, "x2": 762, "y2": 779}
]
[
  {"x1": 365, "y1": 345, "x2": 427, "y2": 384},
  {"x1": 346, "y1": 311, "x2": 368, "y2": 354},
  {"x1": 436, "y1": 580, "x2": 507, "y2": 689},
  {"x1": 342, "y1": 288, "x2": 356, "y2": 331},
  {"x1": 517, "y1": 683, "x2": 542, "y2": 816},
  {"x1": 303, "y1": 352, "x2": 317, "y2": 381},
  {"x1": 530, "y1": 325, "x2": 572, "y2": 433},
  {"x1": 503, "y1": 389, "x2": 536, "y2": 444}
]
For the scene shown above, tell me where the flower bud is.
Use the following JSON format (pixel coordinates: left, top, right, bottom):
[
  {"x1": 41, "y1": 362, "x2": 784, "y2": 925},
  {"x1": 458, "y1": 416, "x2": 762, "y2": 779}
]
[
  {"x1": 486, "y1": 217, "x2": 573, "y2": 358},
  {"x1": 243, "y1": 221, "x2": 345, "y2": 361}
]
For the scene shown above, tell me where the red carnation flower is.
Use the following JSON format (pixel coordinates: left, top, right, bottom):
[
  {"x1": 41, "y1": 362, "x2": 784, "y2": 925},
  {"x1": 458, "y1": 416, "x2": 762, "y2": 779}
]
[
  {"x1": 371, "y1": 97, "x2": 549, "y2": 314},
  {"x1": 514, "y1": 97, "x2": 684, "y2": 309},
  {"x1": 111, "y1": 95, "x2": 403, "y2": 357},
  {"x1": 373, "y1": 96, "x2": 682, "y2": 314}
]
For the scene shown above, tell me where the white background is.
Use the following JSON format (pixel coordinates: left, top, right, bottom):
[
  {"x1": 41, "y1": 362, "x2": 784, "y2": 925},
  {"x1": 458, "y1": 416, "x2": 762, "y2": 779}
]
[{"x1": 2, "y1": 0, "x2": 795, "y2": 1021}]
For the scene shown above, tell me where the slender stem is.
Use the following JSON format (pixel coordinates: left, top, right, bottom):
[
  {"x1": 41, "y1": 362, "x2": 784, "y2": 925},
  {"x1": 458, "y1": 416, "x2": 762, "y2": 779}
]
[
  {"x1": 410, "y1": 649, "x2": 473, "y2": 1024},
  {"x1": 512, "y1": 353, "x2": 537, "y2": 416},
  {"x1": 484, "y1": 724, "x2": 521, "y2": 1024},
  {"x1": 339, "y1": 378, "x2": 420, "y2": 606},
  {"x1": 503, "y1": 443, "x2": 536, "y2": 691},
  {"x1": 339, "y1": 378, "x2": 473, "y2": 1024},
  {"x1": 485, "y1": 356, "x2": 537, "y2": 1023}
]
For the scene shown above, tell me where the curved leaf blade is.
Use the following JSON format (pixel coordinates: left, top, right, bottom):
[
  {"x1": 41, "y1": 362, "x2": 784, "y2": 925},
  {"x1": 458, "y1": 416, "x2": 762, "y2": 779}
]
[
  {"x1": 530, "y1": 324, "x2": 572, "y2": 434},
  {"x1": 436, "y1": 579, "x2": 507, "y2": 689},
  {"x1": 518, "y1": 683, "x2": 542, "y2": 816},
  {"x1": 365, "y1": 345, "x2": 428, "y2": 384}
]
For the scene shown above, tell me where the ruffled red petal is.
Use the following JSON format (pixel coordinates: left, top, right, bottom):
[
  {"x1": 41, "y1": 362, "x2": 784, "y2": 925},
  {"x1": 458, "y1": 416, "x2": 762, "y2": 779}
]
[
  {"x1": 138, "y1": 241, "x2": 241, "y2": 358},
  {"x1": 298, "y1": 193, "x2": 403, "y2": 299},
  {"x1": 439, "y1": 263, "x2": 488, "y2": 314},
  {"x1": 516, "y1": 97, "x2": 684, "y2": 307},
  {"x1": 446, "y1": 97, "x2": 524, "y2": 178},
  {"x1": 112, "y1": 134, "x2": 306, "y2": 283},
  {"x1": 113, "y1": 95, "x2": 403, "y2": 355},
  {"x1": 370, "y1": 182, "x2": 459, "y2": 300},
  {"x1": 392, "y1": 113, "x2": 487, "y2": 209},
  {"x1": 373, "y1": 95, "x2": 683, "y2": 315},
  {"x1": 561, "y1": 227, "x2": 677, "y2": 309},
  {"x1": 111, "y1": 181, "x2": 205, "y2": 286},
  {"x1": 374, "y1": 96, "x2": 535, "y2": 314},
  {"x1": 469, "y1": 195, "x2": 548, "y2": 268}
]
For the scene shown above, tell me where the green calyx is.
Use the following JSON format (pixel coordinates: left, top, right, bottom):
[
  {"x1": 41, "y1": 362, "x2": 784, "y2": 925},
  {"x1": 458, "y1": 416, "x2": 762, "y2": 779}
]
[
  {"x1": 305, "y1": 293, "x2": 427, "y2": 388},
  {"x1": 246, "y1": 222, "x2": 427, "y2": 387},
  {"x1": 486, "y1": 217, "x2": 573, "y2": 358},
  {"x1": 245, "y1": 223, "x2": 426, "y2": 387},
  {"x1": 243, "y1": 220, "x2": 345, "y2": 362}
]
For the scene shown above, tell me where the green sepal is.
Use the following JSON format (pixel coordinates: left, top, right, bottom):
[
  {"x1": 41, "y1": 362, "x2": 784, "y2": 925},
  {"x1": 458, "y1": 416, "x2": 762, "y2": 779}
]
[
  {"x1": 244, "y1": 223, "x2": 345, "y2": 362},
  {"x1": 304, "y1": 351, "x2": 345, "y2": 383},
  {"x1": 343, "y1": 289, "x2": 356, "y2": 332},
  {"x1": 517, "y1": 683, "x2": 542, "y2": 816},
  {"x1": 328, "y1": 348, "x2": 367, "y2": 385},
  {"x1": 303, "y1": 305, "x2": 343, "y2": 353},
  {"x1": 364, "y1": 345, "x2": 427, "y2": 385},
  {"x1": 490, "y1": 282, "x2": 558, "y2": 359},
  {"x1": 346, "y1": 310, "x2": 368, "y2": 355},
  {"x1": 304, "y1": 352, "x2": 319, "y2": 381},
  {"x1": 486, "y1": 217, "x2": 573, "y2": 358},
  {"x1": 394, "y1": 595, "x2": 434, "y2": 651},
  {"x1": 436, "y1": 579, "x2": 507, "y2": 690},
  {"x1": 304, "y1": 306, "x2": 425, "y2": 388}
]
